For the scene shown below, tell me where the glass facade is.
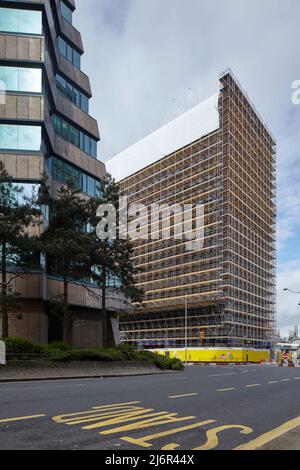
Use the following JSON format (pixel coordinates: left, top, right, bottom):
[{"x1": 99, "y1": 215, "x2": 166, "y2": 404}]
[
  {"x1": 52, "y1": 115, "x2": 97, "y2": 158},
  {"x1": 60, "y1": 1, "x2": 73, "y2": 24},
  {"x1": 0, "y1": 66, "x2": 42, "y2": 93},
  {"x1": 0, "y1": 7, "x2": 42, "y2": 35},
  {"x1": 12, "y1": 182, "x2": 49, "y2": 224},
  {"x1": 12, "y1": 182, "x2": 39, "y2": 204},
  {"x1": 0, "y1": 125, "x2": 42, "y2": 151},
  {"x1": 58, "y1": 37, "x2": 81, "y2": 69},
  {"x1": 56, "y1": 74, "x2": 89, "y2": 113},
  {"x1": 107, "y1": 275, "x2": 122, "y2": 289},
  {"x1": 48, "y1": 156, "x2": 101, "y2": 197}
]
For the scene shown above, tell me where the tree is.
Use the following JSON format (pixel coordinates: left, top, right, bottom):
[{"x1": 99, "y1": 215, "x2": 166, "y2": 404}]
[
  {"x1": 87, "y1": 175, "x2": 143, "y2": 348},
  {"x1": 41, "y1": 179, "x2": 91, "y2": 343},
  {"x1": 0, "y1": 162, "x2": 41, "y2": 338}
]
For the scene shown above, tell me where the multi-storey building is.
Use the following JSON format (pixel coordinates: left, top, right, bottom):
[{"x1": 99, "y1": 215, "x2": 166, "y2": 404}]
[
  {"x1": 0, "y1": 0, "x2": 120, "y2": 347},
  {"x1": 107, "y1": 70, "x2": 276, "y2": 362}
]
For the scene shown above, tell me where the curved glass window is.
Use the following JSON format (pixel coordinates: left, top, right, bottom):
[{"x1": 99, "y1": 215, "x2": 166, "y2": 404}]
[
  {"x1": 52, "y1": 115, "x2": 97, "y2": 158},
  {"x1": 0, "y1": 8, "x2": 42, "y2": 35},
  {"x1": 0, "y1": 66, "x2": 42, "y2": 93},
  {"x1": 56, "y1": 74, "x2": 89, "y2": 113},
  {"x1": 48, "y1": 156, "x2": 101, "y2": 197},
  {"x1": 58, "y1": 37, "x2": 81, "y2": 69},
  {"x1": 60, "y1": 1, "x2": 73, "y2": 24},
  {"x1": 0, "y1": 125, "x2": 42, "y2": 151}
]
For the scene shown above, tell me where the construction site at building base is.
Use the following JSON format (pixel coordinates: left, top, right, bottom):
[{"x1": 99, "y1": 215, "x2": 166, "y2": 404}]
[{"x1": 152, "y1": 348, "x2": 270, "y2": 364}]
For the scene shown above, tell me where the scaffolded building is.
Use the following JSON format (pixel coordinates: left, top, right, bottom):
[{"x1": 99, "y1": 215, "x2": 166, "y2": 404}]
[{"x1": 107, "y1": 70, "x2": 277, "y2": 353}]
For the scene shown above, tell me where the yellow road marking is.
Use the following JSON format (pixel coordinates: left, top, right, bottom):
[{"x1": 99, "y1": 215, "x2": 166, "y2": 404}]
[
  {"x1": 234, "y1": 416, "x2": 300, "y2": 450},
  {"x1": 194, "y1": 425, "x2": 253, "y2": 451},
  {"x1": 0, "y1": 414, "x2": 46, "y2": 424},
  {"x1": 92, "y1": 402, "x2": 141, "y2": 409},
  {"x1": 121, "y1": 419, "x2": 216, "y2": 448},
  {"x1": 162, "y1": 443, "x2": 181, "y2": 450},
  {"x1": 217, "y1": 388, "x2": 236, "y2": 392},
  {"x1": 245, "y1": 384, "x2": 260, "y2": 388},
  {"x1": 84, "y1": 410, "x2": 166, "y2": 430},
  {"x1": 60, "y1": 407, "x2": 145, "y2": 426},
  {"x1": 65, "y1": 409, "x2": 148, "y2": 426},
  {"x1": 99, "y1": 413, "x2": 196, "y2": 435},
  {"x1": 53, "y1": 403, "x2": 143, "y2": 424},
  {"x1": 169, "y1": 393, "x2": 198, "y2": 399}
]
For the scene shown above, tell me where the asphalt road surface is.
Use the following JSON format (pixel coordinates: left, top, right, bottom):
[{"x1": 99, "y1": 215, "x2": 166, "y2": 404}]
[{"x1": 1, "y1": 365, "x2": 300, "y2": 450}]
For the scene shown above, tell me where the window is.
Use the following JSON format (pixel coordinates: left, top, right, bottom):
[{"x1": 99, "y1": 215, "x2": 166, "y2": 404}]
[
  {"x1": 81, "y1": 94, "x2": 89, "y2": 114},
  {"x1": 58, "y1": 37, "x2": 67, "y2": 56},
  {"x1": 0, "y1": 7, "x2": 42, "y2": 35},
  {"x1": 12, "y1": 183, "x2": 40, "y2": 205},
  {"x1": 48, "y1": 156, "x2": 101, "y2": 197},
  {"x1": 60, "y1": 1, "x2": 73, "y2": 24},
  {"x1": 107, "y1": 275, "x2": 122, "y2": 288},
  {"x1": 0, "y1": 66, "x2": 42, "y2": 93},
  {"x1": 52, "y1": 115, "x2": 97, "y2": 158},
  {"x1": 56, "y1": 74, "x2": 89, "y2": 113},
  {"x1": 58, "y1": 37, "x2": 81, "y2": 69},
  {"x1": 70, "y1": 125, "x2": 80, "y2": 147},
  {"x1": 12, "y1": 181, "x2": 49, "y2": 228},
  {"x1": 0, "y1": 125, "x2": 41, "y2": 151}
]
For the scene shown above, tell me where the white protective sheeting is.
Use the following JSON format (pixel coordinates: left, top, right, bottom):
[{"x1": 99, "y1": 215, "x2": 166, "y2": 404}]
[{"x1": 106, "y1": 92, "x2": 220, "y2": 182}]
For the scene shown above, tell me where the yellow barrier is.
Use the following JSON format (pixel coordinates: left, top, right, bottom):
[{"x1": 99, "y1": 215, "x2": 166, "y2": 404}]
[{"x1": 153, "y1": 348, "x2": 270, "y2": 364}]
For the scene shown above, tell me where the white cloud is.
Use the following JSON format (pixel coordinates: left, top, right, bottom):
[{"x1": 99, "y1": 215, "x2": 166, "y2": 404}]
[{"x1": 74, "y1": 0, "x2": 300, "y2": 158}]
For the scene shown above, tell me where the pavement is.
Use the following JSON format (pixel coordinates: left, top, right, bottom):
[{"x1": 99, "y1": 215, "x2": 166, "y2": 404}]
[
  {"x1": 0, "y1": 361, "x2": 166, "y2": 382},
  {"x1": 0, "y1": 365, "x2": 300, "y2": 450},
  {"x1": 259, "y1": 425, "x2": 300, "y2": 450}
]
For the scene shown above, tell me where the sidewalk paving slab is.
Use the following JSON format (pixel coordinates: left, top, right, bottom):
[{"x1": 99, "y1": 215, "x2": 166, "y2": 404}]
[{"x1": 259, "y1": 426, "x2": 300, "y2": 450}]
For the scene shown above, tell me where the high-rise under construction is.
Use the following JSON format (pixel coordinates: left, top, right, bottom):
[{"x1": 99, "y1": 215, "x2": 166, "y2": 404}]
[{"x1": 107, "y1": 70, "x2": 276, "y2": 362}]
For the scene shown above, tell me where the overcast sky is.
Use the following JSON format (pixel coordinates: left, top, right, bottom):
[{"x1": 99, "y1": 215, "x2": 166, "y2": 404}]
[{"x1": 74, "y1": 0, "x2": 300, "y2": 338}]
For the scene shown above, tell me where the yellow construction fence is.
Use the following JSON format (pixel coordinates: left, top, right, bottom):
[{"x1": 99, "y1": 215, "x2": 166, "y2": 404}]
[{"x1": 152, "y1": 348, "x2": 270, "y2": 363}]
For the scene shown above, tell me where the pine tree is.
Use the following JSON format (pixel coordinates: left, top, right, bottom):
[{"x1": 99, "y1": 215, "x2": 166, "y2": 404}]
[
  {"x1": 0, "y1": 162, "x2": 41, "y2": 338},
  {"x1": 41, "y1": 179, "x2": 91, "y2": 343},
  {"x1": 88, "y1": 175, "x2": 143, "y2": 348}
]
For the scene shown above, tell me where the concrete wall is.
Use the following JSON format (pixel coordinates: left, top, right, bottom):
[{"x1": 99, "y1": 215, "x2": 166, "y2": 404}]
[{"x1": 0, "y1": 301, "x2": 48, "y2": 344}]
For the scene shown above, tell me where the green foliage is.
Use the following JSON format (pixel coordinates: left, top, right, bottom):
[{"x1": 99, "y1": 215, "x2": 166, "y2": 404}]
[
  {"x1": 42, "y1": 342, "x2": 72, "y2": 355},
  {"x1": 2, "y1": 337, "x2": 45, "y2": 359},
  {"x1": 2, "y1": 337, "x2": 184, "y2": 370},
  {"x1": 0, "y1": 162, "x2": 41, "y2": 338},
  {"x1": 53, "y1": 348, "x2": 125, "y2": 362},
  {"x1": 41, "y1": 179, "x2": 91, "y2": 343},
  {"x1": 165, "y1": 358, "x2": 184, "y2": 371},
  {"x1": 48, "y1": 342, "x2": 72, "y2": 352},
  {"x1": 87, "y1": 175, "x2": 144, "y2": 348},
  {"x1": 88, "y1": 175, "x2": 143, "y2": 296}
]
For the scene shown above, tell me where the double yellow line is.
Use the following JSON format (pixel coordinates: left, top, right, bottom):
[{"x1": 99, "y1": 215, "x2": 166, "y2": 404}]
[
  {"x1": 235, "y1": 416, "x2": 300, "y2": 450},
  {"x1": 0, "y1": 414, "x2": 46, "y2": 424}
]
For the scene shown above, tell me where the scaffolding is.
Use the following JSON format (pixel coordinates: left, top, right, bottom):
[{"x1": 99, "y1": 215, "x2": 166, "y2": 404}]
[{"x1": 119, "y1": 70, "x2": 276, "y2": 350}]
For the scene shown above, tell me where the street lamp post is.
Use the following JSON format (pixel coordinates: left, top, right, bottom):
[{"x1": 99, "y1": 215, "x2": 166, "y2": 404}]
[
  {"x1": 283, "y1": 289, "x2": 300, "y2": 294},
  {"x1": 283, "y1": 288, "x2": 300, "y2": 340},
  {"x1": 185, "y1": 297, "x2": 188, "y2": 366}
]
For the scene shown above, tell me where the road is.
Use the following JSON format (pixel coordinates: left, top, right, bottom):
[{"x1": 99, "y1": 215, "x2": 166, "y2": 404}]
[{"x1": 0, "y1": 365, "x2": 300, "y2": 450}]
